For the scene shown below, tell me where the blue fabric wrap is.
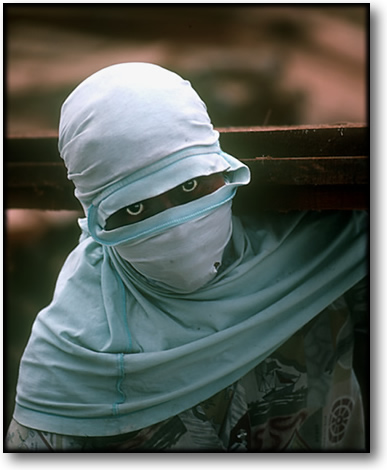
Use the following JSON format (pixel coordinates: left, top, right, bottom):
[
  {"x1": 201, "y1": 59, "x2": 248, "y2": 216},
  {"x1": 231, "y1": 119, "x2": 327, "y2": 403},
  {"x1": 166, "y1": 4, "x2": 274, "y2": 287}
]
[
  {"x1": 13, "y1": 210, "x2": 368, "y2": 437},
  {"x1": 87, "y1": 147, "x2": 249, "y2": 245}
]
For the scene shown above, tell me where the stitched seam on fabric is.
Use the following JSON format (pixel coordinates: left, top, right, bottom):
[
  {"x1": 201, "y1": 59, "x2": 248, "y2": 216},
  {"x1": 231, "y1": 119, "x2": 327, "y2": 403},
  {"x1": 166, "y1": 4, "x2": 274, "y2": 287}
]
[
  {"x1": 112, "y1": 353, "x2": 126, "y2": 416},
  {"x1": 118, "y1": 275, "x2": 132, "y2": 353},
  {"x1": 15, "y1": 403, "x2": 123, "y2": 420}
]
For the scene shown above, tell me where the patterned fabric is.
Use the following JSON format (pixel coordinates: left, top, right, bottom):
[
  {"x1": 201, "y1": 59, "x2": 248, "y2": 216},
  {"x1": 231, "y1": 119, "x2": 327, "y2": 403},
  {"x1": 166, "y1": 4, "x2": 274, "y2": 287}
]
[{"x1": 6, "y1": 280, "x2": 367, "y2": 452}]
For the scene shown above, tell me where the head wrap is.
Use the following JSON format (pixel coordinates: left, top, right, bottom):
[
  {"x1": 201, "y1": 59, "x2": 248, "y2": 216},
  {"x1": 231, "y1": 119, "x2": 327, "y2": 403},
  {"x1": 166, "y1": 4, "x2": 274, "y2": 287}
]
[
  {"x1": 13, "y1": 63, "x2": 368, "y2": 436},
  {"x1": 58, "y1": 62, "x2": 250, "y2": 293},
  {"x1": 58, "y1": 62, "x2": 249, "y2": 226}
]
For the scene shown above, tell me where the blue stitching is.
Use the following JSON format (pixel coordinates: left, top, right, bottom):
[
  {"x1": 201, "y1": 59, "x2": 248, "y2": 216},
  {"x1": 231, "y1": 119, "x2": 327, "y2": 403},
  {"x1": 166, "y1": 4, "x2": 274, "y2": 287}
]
[
  {"x1": 112, "y1": 353, "x2": 126, "y2": 416},
  {"x1": 118, "y1": 275, "x2": 132, "y2": 353}
]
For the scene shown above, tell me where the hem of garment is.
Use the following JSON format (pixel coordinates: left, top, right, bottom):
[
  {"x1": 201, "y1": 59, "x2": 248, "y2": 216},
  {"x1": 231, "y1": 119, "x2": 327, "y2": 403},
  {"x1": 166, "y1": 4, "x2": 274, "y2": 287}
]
[
  {"x1": 12, "y1": 355, "x2": 264, "y2": 438},
  {"x1": 13, "y1": 405, "x2": 149, "y2": 438}
]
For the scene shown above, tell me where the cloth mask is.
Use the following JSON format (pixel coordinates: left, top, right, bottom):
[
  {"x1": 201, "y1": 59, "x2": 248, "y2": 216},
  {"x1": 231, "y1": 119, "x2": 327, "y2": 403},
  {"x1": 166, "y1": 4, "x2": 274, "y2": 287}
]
[
  {"x1": 114, "y1": 201, "x2": 233, "y2": 294},
  {"x1": 13, "y1": 63, "x2": 368, "y2": 437}
]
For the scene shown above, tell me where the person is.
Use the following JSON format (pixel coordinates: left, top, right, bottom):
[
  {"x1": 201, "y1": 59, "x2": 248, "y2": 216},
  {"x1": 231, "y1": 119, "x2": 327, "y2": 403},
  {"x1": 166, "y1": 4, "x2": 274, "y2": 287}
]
[{"x1": 5, "y1": 63, "x2": 368, "y2": 452}]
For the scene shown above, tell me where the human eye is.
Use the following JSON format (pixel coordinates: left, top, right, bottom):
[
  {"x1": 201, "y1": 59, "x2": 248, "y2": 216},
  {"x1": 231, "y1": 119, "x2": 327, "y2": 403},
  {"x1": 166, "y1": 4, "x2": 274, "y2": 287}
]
[
  {"x1": 126, "y1": 202, "x2": 145, "y2": 216},
  {"x1": 181, "y1": 179, "x2": 198, "y2": 193}
]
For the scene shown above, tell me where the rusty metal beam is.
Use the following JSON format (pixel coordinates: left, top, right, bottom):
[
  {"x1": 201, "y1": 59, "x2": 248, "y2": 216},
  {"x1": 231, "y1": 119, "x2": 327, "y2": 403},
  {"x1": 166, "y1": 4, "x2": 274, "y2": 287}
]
[{"x1": 5, "y1": 123, "x2": 369, "y2": 211}]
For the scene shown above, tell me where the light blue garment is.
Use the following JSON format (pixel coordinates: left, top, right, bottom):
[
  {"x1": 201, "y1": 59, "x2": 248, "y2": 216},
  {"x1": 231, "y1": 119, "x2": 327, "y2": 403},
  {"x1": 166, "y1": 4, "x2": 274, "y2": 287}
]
[
  {"x1": 13, "y1": 63, "x2": 368, "y2": 437},
  {"x1": 13, "y1": 210, "x2": 368, "y2": 436},
  {"x1": 87, "y1": 147, "x2": 249, "y2": 246},
  {"x1": 58, "y1": 63, "x2": 232, "y2": 216}
]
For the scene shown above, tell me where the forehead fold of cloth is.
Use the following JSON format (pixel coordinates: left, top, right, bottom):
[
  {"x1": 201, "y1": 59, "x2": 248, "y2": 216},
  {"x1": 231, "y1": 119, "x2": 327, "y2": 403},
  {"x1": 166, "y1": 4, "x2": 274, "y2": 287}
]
[{"x1": 58, "y1": 63, "x2": 221, "y2": 212}]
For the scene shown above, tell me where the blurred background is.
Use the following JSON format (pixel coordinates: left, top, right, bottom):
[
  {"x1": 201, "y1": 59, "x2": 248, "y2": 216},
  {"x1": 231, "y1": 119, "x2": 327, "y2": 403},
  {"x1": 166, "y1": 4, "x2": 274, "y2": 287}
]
[{"x1": 4, "y1": 5, "x2": 368, "y2": 429}]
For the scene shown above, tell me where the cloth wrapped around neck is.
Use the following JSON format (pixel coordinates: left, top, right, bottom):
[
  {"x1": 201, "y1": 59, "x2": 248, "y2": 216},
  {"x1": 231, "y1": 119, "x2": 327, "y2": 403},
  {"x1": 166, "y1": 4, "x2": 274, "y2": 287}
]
[
  {"x1": 13, "y1": 63, "x2": 368, "y2": 436},
  {"x1": 14, "y1": 210, "x2": 368, "y2": 436}
]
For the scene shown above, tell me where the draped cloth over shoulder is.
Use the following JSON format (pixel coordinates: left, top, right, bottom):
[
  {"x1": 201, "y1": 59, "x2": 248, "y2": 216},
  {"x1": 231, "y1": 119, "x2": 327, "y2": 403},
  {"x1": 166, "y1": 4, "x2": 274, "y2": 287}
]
[{"x1": 13, "y1": 63, "x2": 368, "y2": 437}]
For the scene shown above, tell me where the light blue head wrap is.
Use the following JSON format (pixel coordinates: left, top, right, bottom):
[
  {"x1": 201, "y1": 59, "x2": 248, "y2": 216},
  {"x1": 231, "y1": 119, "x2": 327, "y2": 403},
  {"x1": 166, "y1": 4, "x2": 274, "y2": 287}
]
[{"x1": 13, "y1": 63, "x2": 368, "y2": 436}]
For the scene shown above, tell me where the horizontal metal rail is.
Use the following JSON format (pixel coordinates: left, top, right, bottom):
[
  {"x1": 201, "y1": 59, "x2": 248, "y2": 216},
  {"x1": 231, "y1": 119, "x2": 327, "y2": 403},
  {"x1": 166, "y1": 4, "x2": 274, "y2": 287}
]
[{"x1": 6, "y1": 123, "x2": 369, "y2": 212}]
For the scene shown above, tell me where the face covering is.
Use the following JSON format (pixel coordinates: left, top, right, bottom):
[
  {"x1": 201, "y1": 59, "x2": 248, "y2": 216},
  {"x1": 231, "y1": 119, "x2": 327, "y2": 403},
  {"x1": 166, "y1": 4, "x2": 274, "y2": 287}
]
[
  {"x1": 57, "y1": 62, "x2": 250, "y2": 295},
  {"x1": 114, "y1": 201, "x2": 233, "y2": 294},
  {"x1": 14, "y1": 62, "x2": 368, "y2": 438}
]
